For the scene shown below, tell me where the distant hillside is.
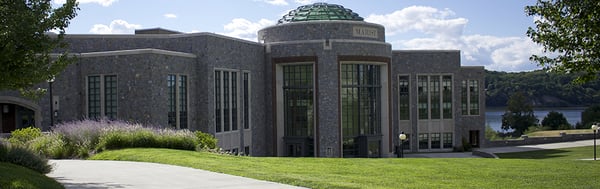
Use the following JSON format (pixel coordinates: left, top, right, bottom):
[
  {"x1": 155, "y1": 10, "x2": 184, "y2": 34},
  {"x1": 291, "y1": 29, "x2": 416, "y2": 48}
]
[{"x1": 485, "y1": 70, "x2": 600, "y2": 107}]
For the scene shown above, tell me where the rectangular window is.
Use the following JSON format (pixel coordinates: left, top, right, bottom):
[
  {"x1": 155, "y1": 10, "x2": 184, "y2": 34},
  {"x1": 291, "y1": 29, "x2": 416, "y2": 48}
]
[
  {"x1": 443, "y1": 132, "x2": 453, "y2": 148},
  {"x1": 168, "y1": 75, "x2": 177, "y2": 128},
  {"x1": 442, "y1": 75, "x2": 452, "y2": 119},
  {"x1": 431, "y1": 133, "x2": 441, "y2": 149},
  {"x1": 398, "y1": 76, "x2": 410, "y2": 120},
  {"x1": 419, "y1": 133, "x2": 429, "y2": 149},
  {"x1": 88, "y1": 75, "x2": 118, "y2": 120},
  {"x1": 284, "y1": 65, "x2": 314, "y2": 137},
  {"x1": 215, "y1": 71, "x2": 222, "y2": 132},
  {"x1": 341, "y1": 64, "x2": 381, "y2": 157},
  {"x1": 88, "y1": 76, "x2": 101, "y2": 119},
  {"x1": 215, "y1": 70, "x2": 249, "y2": 133},
  {"x1": 223, "y1": 72, "x2": 230, "y2": 132},
  {"x1": 469, "y1": 80, "x2": 479, "y2": 115},
  {"x1": 243, "y1": 72, "x2": 250, "y2": 129},
  {"x1": 231, "y1": 72, "x2": 237, "y2": 131},
  {"x1": 168, "y1": 74, "x2": 188, "y2": 129},
  {"x1": 461, "y1": 80, "x2": 480, "y2": 116},
  {"x1": 430, "y1": 76, "x2": 440, "y2": 119},
  {"x1": 461, "y1": 80, "x2": 468, "y2": 115},
  {"x1": 179, "y1": 75, "x2": 188, "y2": 129},
  {"x1": 418, "y1": 76, "x2": 428, "y2": 120},
  {"x1": 104, "y1": 75, "x2": 117, "y2": 119}
]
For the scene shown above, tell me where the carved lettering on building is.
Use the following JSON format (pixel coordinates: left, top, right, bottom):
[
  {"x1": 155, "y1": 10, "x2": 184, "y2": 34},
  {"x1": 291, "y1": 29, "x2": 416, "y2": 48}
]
[{"x1": 353, "y1": 27, "x2": 378, "y2": 38}]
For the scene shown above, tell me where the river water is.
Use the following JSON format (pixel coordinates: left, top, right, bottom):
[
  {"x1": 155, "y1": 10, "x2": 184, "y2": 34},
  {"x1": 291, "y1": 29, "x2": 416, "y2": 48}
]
[{"x1": 485, "y1": 107, "x2": 587, "y2": 132}]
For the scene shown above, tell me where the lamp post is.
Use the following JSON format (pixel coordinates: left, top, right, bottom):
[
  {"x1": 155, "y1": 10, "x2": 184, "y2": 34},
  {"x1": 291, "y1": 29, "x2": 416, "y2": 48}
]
[
  {"x1": 48, "y1": 77, "x2": 55, "y2": 127},
  {"x1": 399, "y1": 132, "x2": 407, "y2": 158},
  {"x1": 592, "y1": 124, "x2": 598, "y2": 160}
]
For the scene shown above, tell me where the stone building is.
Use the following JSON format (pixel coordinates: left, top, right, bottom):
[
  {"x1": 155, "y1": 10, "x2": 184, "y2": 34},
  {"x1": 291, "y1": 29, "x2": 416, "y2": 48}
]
[{"x1": 0, "y1": 3, "x2": 485, "y2": 157}]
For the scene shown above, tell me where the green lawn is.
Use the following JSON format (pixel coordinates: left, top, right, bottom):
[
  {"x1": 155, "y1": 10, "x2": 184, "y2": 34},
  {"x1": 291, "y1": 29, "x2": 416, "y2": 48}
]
[
  {"x1": 0, "y1": 162, "x2": 64, "y2": 189},
  {"x1": 496, "y1": 146, "x2": 599, "y2": 159},
  {"x1": 91, "y1": 148, "x2": 600, "y2": 189}
]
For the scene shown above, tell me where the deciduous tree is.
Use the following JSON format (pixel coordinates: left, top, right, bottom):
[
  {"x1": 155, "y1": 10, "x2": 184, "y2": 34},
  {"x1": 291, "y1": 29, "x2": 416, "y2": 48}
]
[
  {"x1": 525, "y1": 0, "x2": 600, "y2": 83},
  {"x1": 541, "y1": 111, "x2": 570, "y2": 130},
  {"x1": 502, "y1": 92, "x2": 538, "y2": 136},
  {"x1": 0, "y1": 0, "x2": 78, "y2": 91}
]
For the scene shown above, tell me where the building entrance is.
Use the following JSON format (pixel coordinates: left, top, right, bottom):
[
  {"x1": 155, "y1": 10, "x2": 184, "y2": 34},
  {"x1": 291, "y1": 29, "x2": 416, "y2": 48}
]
[
  {"x1": 1, "y1": 103, "x2": 35, "y2": 133},
  {"x1": 469, "y1": 130, "x2": 480, "y2": 148}
]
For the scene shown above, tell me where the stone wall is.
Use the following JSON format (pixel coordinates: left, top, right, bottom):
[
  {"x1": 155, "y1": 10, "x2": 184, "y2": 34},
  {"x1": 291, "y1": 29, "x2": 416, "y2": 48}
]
[{"x1": 485, "y1": 133, "x2": 597, "y2": 147}]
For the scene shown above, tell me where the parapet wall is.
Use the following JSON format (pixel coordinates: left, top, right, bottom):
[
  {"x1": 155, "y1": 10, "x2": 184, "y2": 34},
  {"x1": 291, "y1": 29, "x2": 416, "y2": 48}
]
[{"x1": 485, "y1": 133, "x2": 596, "y2": 147}]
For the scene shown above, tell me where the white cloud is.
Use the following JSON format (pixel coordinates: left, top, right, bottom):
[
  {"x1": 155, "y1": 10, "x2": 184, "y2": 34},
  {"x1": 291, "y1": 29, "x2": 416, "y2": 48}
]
[
  {"x1": 53, "y1": 0, "x2": 118, "y2": 7},
  {"x1": 367, "y1": 6, "x2": 545, "y2": 72},
  {"x1": 366, "y1": 6, "x2": 468, "y2": 38},
  {"x1": 164, "y1": 13, "x2": 177, "y2": 19},
  {"x1": 89, "y1": 19, "x2": 141, "y2": 34},
  {"x1": 258, "y1": 0, "x2": 288, "y2": 6},
  {"x1": 222, "y1": 18, "x2": 275, "y2": 41}
]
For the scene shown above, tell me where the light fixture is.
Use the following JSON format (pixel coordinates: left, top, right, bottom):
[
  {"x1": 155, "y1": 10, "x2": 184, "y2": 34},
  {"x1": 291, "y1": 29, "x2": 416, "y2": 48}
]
[
  {"x1": 399, "y1": 132, "x2": 407, "y2": 158},
  {"x1": 2, "y1": 105, "x2": 8, "y2": 113},
  {"x1": 592, "y1": 124, "x2": 598, "y2": 161}
]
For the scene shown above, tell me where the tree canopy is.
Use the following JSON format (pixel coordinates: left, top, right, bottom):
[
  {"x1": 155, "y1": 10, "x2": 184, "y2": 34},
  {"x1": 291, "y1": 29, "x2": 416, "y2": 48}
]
[
  {"x1": 485, "y1": 70, "x2": 600, "y2": 107},
  {"x1": 501, "y1": 92, "x2": 538, "y2": 136},
  {"x1": 526, "y1": 0, "x2": 600, "y2": 83},
  {"x1": 0, "y1": 0, "x2": 78, "y2": 91},
  {"x1": 580, "y1": 105, "x2": 600, "y2": 129},
  {"x1": 541, "y1": 111, "x2": 570, "y2": 130}
]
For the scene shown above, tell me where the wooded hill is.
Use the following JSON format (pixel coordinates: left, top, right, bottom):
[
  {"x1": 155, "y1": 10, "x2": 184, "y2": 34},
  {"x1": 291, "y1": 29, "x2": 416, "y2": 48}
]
[{"x1": 485, "y1": 70, "x2": 600, "y2": 107}]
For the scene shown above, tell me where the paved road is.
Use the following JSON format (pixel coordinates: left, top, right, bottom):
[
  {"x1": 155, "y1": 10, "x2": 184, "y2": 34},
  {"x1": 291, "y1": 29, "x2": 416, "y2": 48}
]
[{"x1": 47, "y1": 160, "x2": 307, "y2": 189}]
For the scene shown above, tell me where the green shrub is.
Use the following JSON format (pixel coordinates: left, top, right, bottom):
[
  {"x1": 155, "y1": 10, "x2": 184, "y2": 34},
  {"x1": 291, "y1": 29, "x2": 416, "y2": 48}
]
[
  {"x1": 131, "y1": 130, "x2": 159, "y2": 148},
  {"x1": 96, "y1": 131, "x2": 131, "y2": 151},
  {"x1": 0, "y1": 142, "x2": 51, "y2": 174},
  {"x1": 158, "y1": 134, "x2": 197, "y2": 150},
  {"x1": 29, "y1": 133, "x2": 76, "y2": 159},
  {"x1": 195, "y1": 131, "x2": 217, "y2": 150},
  {"x1": 8, "y1": 127, "x2": 42, "y2": 146}
]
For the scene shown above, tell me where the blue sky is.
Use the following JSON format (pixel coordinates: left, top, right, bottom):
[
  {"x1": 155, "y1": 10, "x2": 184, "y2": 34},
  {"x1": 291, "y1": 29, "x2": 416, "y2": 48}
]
[{"x1": 52, "y1": 0, "x2": 543, "y2": 72}]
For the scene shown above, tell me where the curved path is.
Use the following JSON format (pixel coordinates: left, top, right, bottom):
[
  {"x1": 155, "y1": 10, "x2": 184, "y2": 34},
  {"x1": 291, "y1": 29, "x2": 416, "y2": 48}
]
[{"x1": 47, "y1": 160, "x2": 307, "y2": 189}]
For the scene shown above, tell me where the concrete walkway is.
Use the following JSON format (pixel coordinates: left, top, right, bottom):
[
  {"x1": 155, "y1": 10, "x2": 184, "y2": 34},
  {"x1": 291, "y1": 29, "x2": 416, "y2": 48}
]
[
  {"x1": 405, "y1": 139, "x2": 597, "y2": 158},
  {"x1": 47, "y1": 160, "x2": 307, "y2": 189}
]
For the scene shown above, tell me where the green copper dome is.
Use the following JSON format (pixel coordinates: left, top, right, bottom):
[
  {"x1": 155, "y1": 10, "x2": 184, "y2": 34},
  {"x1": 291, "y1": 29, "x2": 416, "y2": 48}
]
[{"x1": 277, "y1": 3, "x2": 364, "y2": 24}]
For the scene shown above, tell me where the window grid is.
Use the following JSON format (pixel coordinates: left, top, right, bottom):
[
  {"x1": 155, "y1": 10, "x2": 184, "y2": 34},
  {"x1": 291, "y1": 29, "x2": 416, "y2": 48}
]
[
  {"x1": 283, "y1": 65, "x2": 314, "y2": 137},
  {"x1": 179, "y1": 75, "x2": 188, "y2": 129},
  {"x1": 461, "y1": 80, "x2": 480, "y2": 116},
  {"x1": 419, "y1": 133, "x2": 429, "y2": 149},
  {"x1": 168, "y1": 75, "x2": 177, "y2": 128},
  {"x1": 341, "y1": 64, "x2": 381, "y2": 157},
  {"x1": 104, "y1": 75, "x2": 118, "y2": 120},
  {"x1": 443, "y1": 133, "x2": 453, "y2": 148},
  {"x1": 442, "y1": 76, "x2": 452, "y2": 119},
  {"x1": 431, "y1": 133, "x2": 441, "y2": 149},
  {"x1": 430, "y1": 76, "x2": 441, "y2": 119},
  {"x1": 469, "y1": 80, "x2": 479, "y2": 115},
  {"x1": 215, "y1": 70, "x2": 249, "y2": 133},
  {"x1": 88, "y1": 76, "x2": 101, "y2": 119},
  {"x1": 417, "y1": 76, "x2": 428, "y2": 119},
  {"x1": 243, "y1": 72, "x2": 250, "y2": 129},
  {"x1": 223, "y1": 72, "x2": 230, "y2": 132},
  {"x1": 398, "y1": 76, "x2": 409, "y2": 120},
  {"x1": 215, "y1": 71, "x2": 222, "y2": 132},
  {"x1": 231, "y1": 72, "x2": 238, "y2": 131}
]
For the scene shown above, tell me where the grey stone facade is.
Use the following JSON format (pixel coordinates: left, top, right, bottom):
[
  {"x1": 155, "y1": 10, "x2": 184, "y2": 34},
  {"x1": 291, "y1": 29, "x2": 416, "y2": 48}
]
[{"x1": 0, "y1": 7, "x2": 485, "y2": 157}]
